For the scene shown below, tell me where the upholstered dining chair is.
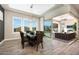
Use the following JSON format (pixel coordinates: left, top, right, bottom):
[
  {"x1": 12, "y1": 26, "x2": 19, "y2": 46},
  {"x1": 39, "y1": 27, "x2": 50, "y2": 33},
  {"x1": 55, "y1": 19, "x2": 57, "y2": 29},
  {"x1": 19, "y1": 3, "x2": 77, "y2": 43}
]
[
  {"x1": 20, "y1": 31, "x2": 28, "y2": 49},
  {"x1": 35, "y1": 31, "x2": 44, "y2": 51}
]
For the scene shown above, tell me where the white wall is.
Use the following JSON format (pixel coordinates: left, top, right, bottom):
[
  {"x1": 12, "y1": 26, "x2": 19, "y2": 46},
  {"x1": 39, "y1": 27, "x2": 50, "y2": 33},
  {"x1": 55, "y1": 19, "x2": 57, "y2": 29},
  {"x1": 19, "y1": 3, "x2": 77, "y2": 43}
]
[
  {"x1": 69, "y1": 6, "x2": 79, "y2": 38},
  {"x1": 4, "y1": 10, "x2": 40, "y2": 40},
  {"x1": 78, "y1": 19, "x2": 79, "y2": 39}
]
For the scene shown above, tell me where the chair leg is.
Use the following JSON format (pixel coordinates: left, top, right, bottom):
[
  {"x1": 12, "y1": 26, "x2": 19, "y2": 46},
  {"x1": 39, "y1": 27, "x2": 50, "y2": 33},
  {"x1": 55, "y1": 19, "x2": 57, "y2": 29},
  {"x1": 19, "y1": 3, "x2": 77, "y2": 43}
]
[
  {"x1": 36, "y1": 44, "x2": 38, "y2": 51},
  {"x1": 22, "y1": 42, "x2": 24, "y2": 49},
  {"x1": 41, "y1": 42, "x2": 43, "y2": 49}
]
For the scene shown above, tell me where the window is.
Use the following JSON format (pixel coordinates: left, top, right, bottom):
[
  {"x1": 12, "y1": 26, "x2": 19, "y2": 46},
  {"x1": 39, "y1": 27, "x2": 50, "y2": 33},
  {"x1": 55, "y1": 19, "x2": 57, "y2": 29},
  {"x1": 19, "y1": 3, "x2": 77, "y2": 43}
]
[
  {"x1": 31, "y1": 20, "x2": 36, "y2": 31},
  {"x1": 13, "y1": 16, "x2": 21, "y2": 32},
  {"x1": 44, "y1": 20, "x2": 51, "y2": 32},
  {"x1": 13, "y1": 16, "x2": 37, "y2": 32},
  {"x1": 0, "y1": 10, "x2": 3, "y2": 21},
  {"x1": 44, "y1": 20, "x2": 52, "y2": 37},
  {"x1": 23, "y1": 19, "x2": 37, "y2": 32},
  {"x1": 23, "y1": 18, "x2": 30, "y2": 31}
]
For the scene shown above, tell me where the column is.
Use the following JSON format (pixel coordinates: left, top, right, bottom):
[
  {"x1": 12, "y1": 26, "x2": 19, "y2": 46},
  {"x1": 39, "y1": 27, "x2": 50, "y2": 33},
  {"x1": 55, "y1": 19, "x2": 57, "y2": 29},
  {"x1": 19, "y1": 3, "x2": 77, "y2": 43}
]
[{"x1": 40, "y1": 17, "x2": 44, "y2": 31}]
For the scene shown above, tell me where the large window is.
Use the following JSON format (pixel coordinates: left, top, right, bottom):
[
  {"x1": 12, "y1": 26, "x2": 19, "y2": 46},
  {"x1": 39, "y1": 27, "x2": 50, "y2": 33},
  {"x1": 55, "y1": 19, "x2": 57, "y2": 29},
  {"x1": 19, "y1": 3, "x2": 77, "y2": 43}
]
[
  {"x1": 13, "y1": 16, "x2": 37, "y2": 32},
  {"x1": 23, "y1": 18, "x2": 30, "y2": 31},
  {"x1": 13, "y1": 16, "x2": 21, "y2": 32},
  {"x1": 23, "y1": 18, "x2": 36, "y2": 32},
  {"x1": 31, "y1": 20, "x2": 36, "y2": 31}
]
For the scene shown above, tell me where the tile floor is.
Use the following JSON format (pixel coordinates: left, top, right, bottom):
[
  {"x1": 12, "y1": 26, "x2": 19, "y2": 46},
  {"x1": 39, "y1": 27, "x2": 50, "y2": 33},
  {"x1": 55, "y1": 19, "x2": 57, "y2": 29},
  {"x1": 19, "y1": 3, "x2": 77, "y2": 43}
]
[{"x1": 0, "y1": 37, "x2": 78, "y2": 55}]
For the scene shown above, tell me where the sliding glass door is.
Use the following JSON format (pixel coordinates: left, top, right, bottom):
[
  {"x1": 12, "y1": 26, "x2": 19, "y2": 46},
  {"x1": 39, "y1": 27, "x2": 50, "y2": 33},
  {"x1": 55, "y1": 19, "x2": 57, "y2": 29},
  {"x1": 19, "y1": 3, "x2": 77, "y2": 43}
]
[{"x1": 44, "y1": 20, "x2": 52, "y2": 37}]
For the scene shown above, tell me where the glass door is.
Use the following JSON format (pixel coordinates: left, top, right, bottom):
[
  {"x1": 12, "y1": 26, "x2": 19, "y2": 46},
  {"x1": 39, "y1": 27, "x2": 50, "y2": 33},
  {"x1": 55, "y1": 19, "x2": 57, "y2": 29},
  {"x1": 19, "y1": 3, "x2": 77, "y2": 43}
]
[{"x1": 44, "y1": 20, "x2": 52, "y2": 37}]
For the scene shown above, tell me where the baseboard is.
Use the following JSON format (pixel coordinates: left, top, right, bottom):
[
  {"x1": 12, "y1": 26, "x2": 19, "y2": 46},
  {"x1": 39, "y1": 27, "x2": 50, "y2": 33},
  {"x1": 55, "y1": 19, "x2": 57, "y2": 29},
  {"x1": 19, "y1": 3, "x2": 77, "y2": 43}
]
[
  {"x1": 0, "y1": 40, "x2": 5, "y2": 45},
  {"x1": 4, "y1": 38, "x2": 20, "y2": 41},
  {"x1": 0, "y1": 38, "x2": 20, "y2": 45}
]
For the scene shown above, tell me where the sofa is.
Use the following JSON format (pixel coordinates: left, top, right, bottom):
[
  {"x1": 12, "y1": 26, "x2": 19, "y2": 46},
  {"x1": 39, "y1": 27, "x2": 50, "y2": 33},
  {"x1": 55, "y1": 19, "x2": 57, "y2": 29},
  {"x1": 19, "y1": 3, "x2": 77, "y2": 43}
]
[{"x1": 55, "y1": 32, "x2": 76, "y2": 40}]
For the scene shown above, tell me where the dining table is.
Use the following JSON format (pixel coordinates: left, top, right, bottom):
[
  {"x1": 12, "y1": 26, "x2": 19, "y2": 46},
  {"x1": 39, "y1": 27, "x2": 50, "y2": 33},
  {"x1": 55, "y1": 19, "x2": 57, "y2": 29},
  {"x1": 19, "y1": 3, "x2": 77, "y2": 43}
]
[{"x1": 26, "y1": 33, "x2": 37, "y2": 46}]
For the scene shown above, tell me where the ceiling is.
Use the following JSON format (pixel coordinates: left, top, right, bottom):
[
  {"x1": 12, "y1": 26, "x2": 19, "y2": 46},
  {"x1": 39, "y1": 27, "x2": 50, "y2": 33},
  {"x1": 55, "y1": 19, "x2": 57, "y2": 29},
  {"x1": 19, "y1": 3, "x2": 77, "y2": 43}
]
[
  {"x1": 2, "y1": 4, "x2": 79, "y2": 18},
  {"x1": 2, "y1": 4, "x2": 55, "y2": 16},
  {"x1": 71, "y1": 4, "x2": 79, "y2": 13},
  {"x1": 53, "y1": 13, "x2": 77, "y2": 21}
]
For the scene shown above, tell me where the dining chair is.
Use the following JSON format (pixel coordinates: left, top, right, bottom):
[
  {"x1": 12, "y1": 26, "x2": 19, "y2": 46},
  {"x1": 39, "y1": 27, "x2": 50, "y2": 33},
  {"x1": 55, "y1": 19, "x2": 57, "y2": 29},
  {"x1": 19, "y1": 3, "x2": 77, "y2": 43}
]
[
  {"x1": 20, "y1": 31, "x2": 28, "y2": 49},
  {"x1": 35, "y1": 31, "x2": 44, "y2": 51}
]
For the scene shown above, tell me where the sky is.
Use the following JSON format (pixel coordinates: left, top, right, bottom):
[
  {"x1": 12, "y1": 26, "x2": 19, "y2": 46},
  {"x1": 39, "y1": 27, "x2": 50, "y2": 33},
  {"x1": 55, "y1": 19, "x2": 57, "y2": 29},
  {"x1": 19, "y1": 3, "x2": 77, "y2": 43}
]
[
  {"x1": 13, "y1": 17, "x2": 52, "y2": 28},
  {"x1": 13, "y1": 18, "x2": 21, "y2": 28},
  {"x1": 13, "y1": 18, "x2": 36, "y2": 28},
  {"x1": 44, "y1": 20, "x2": 52, "y2": 26},
  {"x1": 24, "y1": 20, "x2": 36, "y2": 27}
]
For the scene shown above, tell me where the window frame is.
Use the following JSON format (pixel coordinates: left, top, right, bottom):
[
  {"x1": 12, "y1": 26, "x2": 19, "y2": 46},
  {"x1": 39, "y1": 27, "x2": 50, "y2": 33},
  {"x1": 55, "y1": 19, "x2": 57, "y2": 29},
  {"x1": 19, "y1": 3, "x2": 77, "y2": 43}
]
[{"x1": 12, "y1": 16, "x2": 38, "y2": 33}]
